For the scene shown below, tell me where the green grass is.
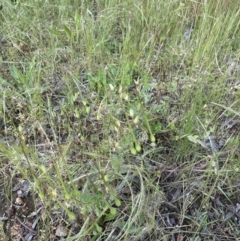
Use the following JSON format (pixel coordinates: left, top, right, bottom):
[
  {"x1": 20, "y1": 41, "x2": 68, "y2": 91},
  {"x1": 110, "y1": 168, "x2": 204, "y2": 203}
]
[{"x1": 1, "y1": 0, "x2": 240, "y2": 240}]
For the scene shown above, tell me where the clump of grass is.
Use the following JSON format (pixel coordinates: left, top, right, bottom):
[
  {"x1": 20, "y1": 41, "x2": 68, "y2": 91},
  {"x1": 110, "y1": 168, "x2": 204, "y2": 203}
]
[{"x1": 1, "y1": 0, "x2": 240, "y2": 240}]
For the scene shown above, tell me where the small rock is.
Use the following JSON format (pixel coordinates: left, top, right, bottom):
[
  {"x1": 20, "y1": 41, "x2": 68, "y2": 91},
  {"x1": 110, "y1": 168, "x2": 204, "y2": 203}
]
[
  {"x1": 218, "y1": 139, "x2": 225, "y2": 149},
  {"x1": 17, "y1": 190, "x2": 24, "y2": 197},
  {"x1": 22, "y1": 180, "x2": 31, "y2": 196},
  {"x1": 56, "y1": 226, "x2": 68, "y2": 237},
  {"x1": 15, "y1": 197, "x2": 24, "y2": 205}
]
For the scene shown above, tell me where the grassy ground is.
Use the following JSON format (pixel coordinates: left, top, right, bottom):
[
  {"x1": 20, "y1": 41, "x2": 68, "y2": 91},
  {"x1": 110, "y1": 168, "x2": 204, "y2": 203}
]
[{"x1": 1, "y1": 0, "x2": 240, "y2": 240}]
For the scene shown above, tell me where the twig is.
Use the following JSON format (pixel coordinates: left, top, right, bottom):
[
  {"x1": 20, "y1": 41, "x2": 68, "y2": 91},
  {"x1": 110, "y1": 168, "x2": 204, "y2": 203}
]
[
  {"x1": 162, "y1": 162, "x2": 208, "y2": 174},
  {"x1": 15, "y1": 215, "x2": 37, "y2": 235},
  {"x1": 0, "y1": 216, "x2": 8, "y2": 221}
]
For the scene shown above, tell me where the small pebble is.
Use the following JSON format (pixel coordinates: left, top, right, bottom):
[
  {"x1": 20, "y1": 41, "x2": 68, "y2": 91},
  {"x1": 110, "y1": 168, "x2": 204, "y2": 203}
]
[
  {"x1": 218, "y1": 139, "x2": 225, "y2": 148},
  {"x1": 15, "y1": 197, "x2": 24, "y2": 205},
  {"x1": 17, "y1": 190, "x2": 24, "y2": 197},
  {"x1": 56, "y1": 226, "x2": 68, "y2": 237}
]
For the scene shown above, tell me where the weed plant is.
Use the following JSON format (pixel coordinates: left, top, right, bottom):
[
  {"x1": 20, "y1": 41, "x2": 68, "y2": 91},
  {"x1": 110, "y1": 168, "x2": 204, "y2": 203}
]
[{"x1": 1, "y1": 0, "x2": 240, "y2": 240}]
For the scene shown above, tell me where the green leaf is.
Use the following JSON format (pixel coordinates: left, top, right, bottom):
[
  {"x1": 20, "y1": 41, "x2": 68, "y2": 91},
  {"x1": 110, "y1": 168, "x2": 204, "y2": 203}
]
[
  {"x1": 110, "y1": 207, "x2": 117, "y2": 215},
  {"x1": 187, "y1": 135, "x2": 199, "y2": 144},
  {"x1": 130, "y1": 147, "x2": 137, "y2": 155},
  {"x1": 68, "y1": 211, "x2": 76, "y2": 220},
  {"x1": 63, "y1": 25, "x2": 73, "y2": 39},
  {"x1": 65, "y1": 192, "x2": 71, "y2": 200},
  {"x1": 95, "y1": 224, "x2": 103, "y2": 233},
  {"x1": 135, "y1": 143, "x2": 141, "y2": 152},
  {"x1": 103, "y1": 210, "x2": 119, "y2": 222},
  {"x1": 74, "y1": 11, "x2": 80, "y2": 25},
  {"x1": 80, "y1": 193, "x2": 102, "y2": 204},
  {"x1": 73, "y1": 189, "x2": 80, "y2": 198},
  {"x1": 115, "y1": 198, "x2": 121, "y2": 207},
  {"x1": 10, "y1": 65, "x2": 20, "y2": 80},
  {"x1": 150, "y1": 134, "x2": 156, "y2": 143},
  {"x1": 103, "y1": 175, "x2": 109, "y2": 182},
  {"x1": 152, "y1": 122, "x2": 162, "y2": 133}
]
